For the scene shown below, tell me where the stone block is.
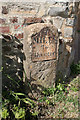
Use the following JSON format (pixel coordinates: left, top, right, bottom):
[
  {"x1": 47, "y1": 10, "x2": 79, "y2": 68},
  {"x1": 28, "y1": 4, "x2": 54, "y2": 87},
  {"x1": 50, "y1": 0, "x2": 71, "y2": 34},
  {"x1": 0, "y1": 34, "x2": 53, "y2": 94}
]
[
  {"x1": 52, "y1": 17, "x2": 64, "y2": 29},
  {"x1": 23, "y1": 23, "x2": 58, "y2": 88},
  {"x1": 66, "y1": 18, "x2": 74, "y2": 26},
  {"x1": 48, "y1": 6, "x2": 68, "y2": 17},
  {"x1": 64, "y1": 27, "x2": 73, "y2": 38}
]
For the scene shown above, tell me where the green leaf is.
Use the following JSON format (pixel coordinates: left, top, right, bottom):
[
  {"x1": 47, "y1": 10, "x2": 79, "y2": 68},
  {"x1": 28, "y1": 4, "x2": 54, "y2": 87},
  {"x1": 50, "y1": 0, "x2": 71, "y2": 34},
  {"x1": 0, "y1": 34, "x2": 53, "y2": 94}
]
[
  {"x1": 25, "y1": 98, "x2": 36, "y2": 105},
  {"x1": 2, "y1": 108, "x2": 9, "y2": 119},
  {"x1": 22, "y1": 99, "x2": 33, "y2": 108},
  {"x1": 14, "y1": 93, "x2": 26, "y2": 96},
  {"x1": 43, "y1": 97, "x2": 47, "y2": 101},
  {"x1": 32, "y1": 112, "x2": 38, "y2": 116},
  {"x1": 45, "y1": 99, "x2": 50, "y2": 104},
  {"x1": 12, "y1": 107, "x2": 25, "y2": 119},
  {"x1": 70, "y1": 86, "x2": 78, "y2": 92}
]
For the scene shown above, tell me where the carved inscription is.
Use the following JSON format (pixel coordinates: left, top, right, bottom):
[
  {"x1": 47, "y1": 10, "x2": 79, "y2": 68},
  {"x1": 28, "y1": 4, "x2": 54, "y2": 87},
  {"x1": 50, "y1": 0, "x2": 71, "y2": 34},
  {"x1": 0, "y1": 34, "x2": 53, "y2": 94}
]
[{"x1": 31, "y1": 27, "x2": 57, "y2": 61}]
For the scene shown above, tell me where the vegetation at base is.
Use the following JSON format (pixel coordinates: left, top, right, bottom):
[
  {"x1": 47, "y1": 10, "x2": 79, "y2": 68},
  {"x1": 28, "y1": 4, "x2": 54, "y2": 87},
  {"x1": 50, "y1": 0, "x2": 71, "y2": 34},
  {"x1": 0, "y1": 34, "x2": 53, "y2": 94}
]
[
  {"x1": 2, "y1": 74, "x2": 38, "y2": 120},
  {"x1": 2, "y1": 61, "x2": 79, "y2": 119},
  {"x1": 70, "y1": 61, "x2": 80, "y2": 75}
]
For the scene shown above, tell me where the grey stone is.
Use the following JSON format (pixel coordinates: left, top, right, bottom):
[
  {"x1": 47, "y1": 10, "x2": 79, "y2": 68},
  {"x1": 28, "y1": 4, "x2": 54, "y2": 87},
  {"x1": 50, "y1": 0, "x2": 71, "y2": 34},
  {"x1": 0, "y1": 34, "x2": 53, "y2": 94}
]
[
  {"x1": 52, "y1": 17, "x2": 64, "y2": 29},
  {"x1": 66, "y1": 18, "x2": 74, "y2": 26},
  {"x1": 48, "y1": 6, "x2": 68, "y2": 17},
  {"x1": 64, "y1": 27, "x2": 73, "y2": 38}
]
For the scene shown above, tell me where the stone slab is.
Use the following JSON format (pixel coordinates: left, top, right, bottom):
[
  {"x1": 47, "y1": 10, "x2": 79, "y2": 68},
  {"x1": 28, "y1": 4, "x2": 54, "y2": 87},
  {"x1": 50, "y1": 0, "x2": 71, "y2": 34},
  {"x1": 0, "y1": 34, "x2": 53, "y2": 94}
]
[
  {"x1": 48, "y1": 6, "x2": 68, "y2": 17},
  {"x1": 23, "y1": 23, "x2": 58, "y2": 88},
  {"x1": 64, "y1": 27, "x2": 73, "y2": 38}
]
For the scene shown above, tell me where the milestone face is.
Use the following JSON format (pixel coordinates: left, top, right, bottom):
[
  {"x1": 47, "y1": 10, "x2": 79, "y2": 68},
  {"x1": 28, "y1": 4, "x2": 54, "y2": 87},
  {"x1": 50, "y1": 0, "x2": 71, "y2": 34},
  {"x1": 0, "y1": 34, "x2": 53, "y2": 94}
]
[{"x1": 31, "y1": 27, "x2": 57, "y2": 61}]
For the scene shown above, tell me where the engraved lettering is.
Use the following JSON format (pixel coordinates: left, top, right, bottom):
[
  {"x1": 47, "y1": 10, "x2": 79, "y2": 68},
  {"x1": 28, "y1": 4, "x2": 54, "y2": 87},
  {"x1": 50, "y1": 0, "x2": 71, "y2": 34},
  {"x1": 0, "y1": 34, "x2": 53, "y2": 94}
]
[{"x1": 31, "y1": 27, "x2": 57, "y2": 61}]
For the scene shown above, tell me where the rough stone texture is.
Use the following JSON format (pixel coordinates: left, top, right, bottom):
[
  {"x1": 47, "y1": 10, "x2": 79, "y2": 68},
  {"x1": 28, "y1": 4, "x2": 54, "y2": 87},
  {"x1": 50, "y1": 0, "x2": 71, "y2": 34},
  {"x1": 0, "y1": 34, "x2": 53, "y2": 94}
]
[
  {"x1": 1, "y1": 2, "x2": 80, "y2": 90},
  {"x1": 23, "y1": 23, "x2": 58, "y2": 88},
  {"x1": 52, "y1": 16, "x2": 64, "y2": 29},
  {"x1": 66, "y1": 18, "x2": 74, "y2": 26},
  {"x1": 48, "y1": 6, "x2": 68, "y2": 17},
  {"x1": 64, "y1": 27, "x2": 73, "y2": 38}
]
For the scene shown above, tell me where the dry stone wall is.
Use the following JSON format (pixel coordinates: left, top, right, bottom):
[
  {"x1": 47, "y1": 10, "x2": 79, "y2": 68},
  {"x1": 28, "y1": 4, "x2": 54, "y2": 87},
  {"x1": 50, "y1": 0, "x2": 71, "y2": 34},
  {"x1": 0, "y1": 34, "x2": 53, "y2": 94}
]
[{"x1": 1, "y1": 1, "x2": 80, "y2": 88}]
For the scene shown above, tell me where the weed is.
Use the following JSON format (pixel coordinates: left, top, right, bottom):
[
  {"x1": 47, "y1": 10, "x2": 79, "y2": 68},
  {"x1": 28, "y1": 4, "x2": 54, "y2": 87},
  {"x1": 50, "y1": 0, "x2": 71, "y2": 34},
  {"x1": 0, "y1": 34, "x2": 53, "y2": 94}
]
[
  {"x1": 2, "y1": 72, "x2": 79, "y2": 119},
  {"x1": 70, "y1": 61, "x2": 80, "y2": 75},
  {"x1": 42, "y1": 87, "x2": 55, "y2": 96}
]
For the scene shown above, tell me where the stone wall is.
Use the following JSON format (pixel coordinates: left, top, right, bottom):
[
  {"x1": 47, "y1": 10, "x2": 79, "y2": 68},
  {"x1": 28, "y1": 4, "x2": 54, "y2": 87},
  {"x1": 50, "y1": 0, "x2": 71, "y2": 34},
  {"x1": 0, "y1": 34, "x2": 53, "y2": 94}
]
[
  {"x1": 0, "y1": 2, "x2": 79, "y2": 39},
  {"x1": 1, "y1": 1, "x2": 80, "y2": 88}
]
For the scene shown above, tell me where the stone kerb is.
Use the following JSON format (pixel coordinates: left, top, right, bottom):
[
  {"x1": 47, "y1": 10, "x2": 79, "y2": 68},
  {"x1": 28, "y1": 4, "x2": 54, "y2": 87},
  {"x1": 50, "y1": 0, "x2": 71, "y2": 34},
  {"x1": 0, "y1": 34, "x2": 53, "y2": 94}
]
[{"x1": 23, "y1": 23, "x2": 59, "y2": 88}]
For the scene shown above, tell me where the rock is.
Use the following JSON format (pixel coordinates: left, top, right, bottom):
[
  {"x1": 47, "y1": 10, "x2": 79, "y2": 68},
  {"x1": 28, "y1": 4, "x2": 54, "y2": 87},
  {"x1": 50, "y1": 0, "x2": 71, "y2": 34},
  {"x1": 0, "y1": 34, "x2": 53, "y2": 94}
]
[
  {"x1": 48, "y1": 6, "x2": 68, "y2": 17},
  {"x1": 23, "y1": 23, "x2": 58, "y2": 88},
  {"x1": 64, "y1": 27, "x2": 73, "y2": 38},
  {"x1": 66, "y1": 18, "x2": 74, "y2": 26},
  {"x1": 52, "y1": 16, "x2": 64, "y2": 29}
]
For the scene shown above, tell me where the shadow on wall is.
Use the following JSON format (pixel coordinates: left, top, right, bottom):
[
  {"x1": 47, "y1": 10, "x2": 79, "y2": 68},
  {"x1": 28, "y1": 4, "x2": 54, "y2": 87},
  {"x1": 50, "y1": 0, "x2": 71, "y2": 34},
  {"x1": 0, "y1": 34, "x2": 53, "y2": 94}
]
[
  {"x1": 2, "y1": 34, "x2": 25, "y2": 91},
  {"x1": 2, "y1": 33, "x2": 53, "y2": 97}
]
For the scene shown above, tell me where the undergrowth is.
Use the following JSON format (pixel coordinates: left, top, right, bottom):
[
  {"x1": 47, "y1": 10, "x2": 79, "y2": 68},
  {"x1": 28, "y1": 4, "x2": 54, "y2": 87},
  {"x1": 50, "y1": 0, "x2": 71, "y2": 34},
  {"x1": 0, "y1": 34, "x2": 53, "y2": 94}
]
[
  {"x1": 2, "y1": 61, "x2": 80, "y2": 119},
  {"x1": 70, "y1": 61, "x2": 80, "y2": 75}
]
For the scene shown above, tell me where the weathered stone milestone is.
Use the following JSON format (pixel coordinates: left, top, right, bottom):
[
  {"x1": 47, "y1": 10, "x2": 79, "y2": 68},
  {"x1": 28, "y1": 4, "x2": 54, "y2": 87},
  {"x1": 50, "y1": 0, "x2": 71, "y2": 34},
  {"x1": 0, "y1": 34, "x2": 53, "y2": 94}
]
[{"x1": 23, "y1": 23, "x2": 58, "y2": 88}]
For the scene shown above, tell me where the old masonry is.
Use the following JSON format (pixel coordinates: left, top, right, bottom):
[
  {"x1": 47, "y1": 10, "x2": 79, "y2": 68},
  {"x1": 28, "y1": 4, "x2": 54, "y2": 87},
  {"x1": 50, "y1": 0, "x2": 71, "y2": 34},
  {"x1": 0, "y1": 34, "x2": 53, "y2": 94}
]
[{"x1": 1, "y1": 1, "x2": 80, "y2": 90}]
